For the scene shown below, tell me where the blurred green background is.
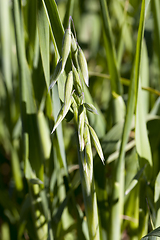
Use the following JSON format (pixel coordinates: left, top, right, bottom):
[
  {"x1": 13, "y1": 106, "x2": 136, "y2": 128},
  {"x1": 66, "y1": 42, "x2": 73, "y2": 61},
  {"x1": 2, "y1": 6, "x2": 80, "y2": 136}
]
[{"x1": 0, "y1": 0, "x2": 160, "y2": 239}]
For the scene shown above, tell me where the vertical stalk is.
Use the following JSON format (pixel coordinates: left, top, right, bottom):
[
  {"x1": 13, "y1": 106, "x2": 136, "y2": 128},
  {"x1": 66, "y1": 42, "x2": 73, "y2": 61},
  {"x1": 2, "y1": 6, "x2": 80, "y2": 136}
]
[
  {"x1": 78, "y1": 142, "x2": 100, "y2": 239},
  {"x1": 99, "y1": 0, "x2": 122, "y2": 95},
  {"x1": 109, "y1": 0, "x2": 146, "y2": 239},
  {"x1": 73, "y1": 105, "x2": 100, "y2": 239}
]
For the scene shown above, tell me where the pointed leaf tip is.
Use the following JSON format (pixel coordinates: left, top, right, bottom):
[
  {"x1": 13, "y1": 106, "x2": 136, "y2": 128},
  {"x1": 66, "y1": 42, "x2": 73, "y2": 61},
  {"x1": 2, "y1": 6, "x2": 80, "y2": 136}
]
[
  {"x1": 48, "y1": 59, "x2": 62, "y2": 92},
  {"x1": 51, "y1": 128, "x2": 55, "y2": 134}
]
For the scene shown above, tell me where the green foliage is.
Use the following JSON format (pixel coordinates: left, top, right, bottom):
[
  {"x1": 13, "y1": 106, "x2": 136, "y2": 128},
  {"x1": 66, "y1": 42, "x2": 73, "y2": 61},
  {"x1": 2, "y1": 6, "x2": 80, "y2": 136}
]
[{"x1": 1, "y1": 0, "x2": 160, "y2": 239}]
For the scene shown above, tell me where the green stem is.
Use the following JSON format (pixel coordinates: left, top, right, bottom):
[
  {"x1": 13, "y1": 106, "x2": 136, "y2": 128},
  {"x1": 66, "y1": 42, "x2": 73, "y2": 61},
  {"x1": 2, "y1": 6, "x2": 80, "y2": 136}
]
[
  {"x1": 89, "y1": 71, "x2": 160, "y2": 96},
  {"x1": 78, "y1": 144, "x2": 100, "y2": 239}
]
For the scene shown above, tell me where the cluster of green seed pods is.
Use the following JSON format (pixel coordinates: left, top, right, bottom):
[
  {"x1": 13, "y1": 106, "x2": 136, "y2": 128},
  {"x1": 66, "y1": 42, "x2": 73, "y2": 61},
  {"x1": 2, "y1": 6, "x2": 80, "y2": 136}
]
[
  {"x1": 49, "y1": 17, "x2": 105, "y2": 164},
  {"x1": 49, "y1": 17, "x2": 89, "y2": 96}
]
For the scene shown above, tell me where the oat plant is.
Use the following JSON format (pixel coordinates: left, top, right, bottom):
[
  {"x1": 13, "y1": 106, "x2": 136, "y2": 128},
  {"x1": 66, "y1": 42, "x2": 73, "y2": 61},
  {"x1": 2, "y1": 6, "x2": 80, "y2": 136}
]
[{"x1": 48, "y1": 16, "x2": 104, "y2": 239}]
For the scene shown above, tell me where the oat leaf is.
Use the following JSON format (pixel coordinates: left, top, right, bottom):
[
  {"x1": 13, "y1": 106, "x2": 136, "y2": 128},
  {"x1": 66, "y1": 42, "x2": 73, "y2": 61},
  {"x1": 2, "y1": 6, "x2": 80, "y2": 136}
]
[{"x1": 48, "y1": 59, "x2": 62, "y2": 92}]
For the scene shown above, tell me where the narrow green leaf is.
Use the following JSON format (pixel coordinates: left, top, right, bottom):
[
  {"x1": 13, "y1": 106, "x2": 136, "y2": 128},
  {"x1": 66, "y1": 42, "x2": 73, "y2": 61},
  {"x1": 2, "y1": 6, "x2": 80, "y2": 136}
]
[
  {"x1": 37, "y1": 0, "x2": 50, "y2": 88},
  {"x1": 13, "y1": 0, "x2": 36, "y2": 114},
  {"x1": 26, "y1": 116, "x2": 44, "y2": 181},
  {"x1": 52, "y1": 85, "x2": 68, "y2": 175},
  {"x1": 142, "y1": 227, "x2": 160, "y2": 239},
  {"x1": 109, "y1": 0, "x2": 148, "y2": 239},
  {"x1": 11, "y1": 144, "x2": 23, "y2": 191},
  {"x1": 70, "y1": 170, "x2": 81, "y2": 190},
  {"x1": 102, "y1": 121, "x2": 123, "y2": 153},
  {"x1": 154, "y1": 172, "x2": 160, "y2": 228},
  {"x1": 116, "y1": 3, "x2": 132, "y2": 68},
  {"x1": 48, "y1": 58, "x2": 62, "y2": 92},
  {"x1": 135, "y1": 17, "x2": 152, "y2": 180},
  {"x1": 140, "y1": 42, "x2": 150, "y2": 115},
  {"x1": 63, "y1": 0, "x2": 75, "y2": 29},
  {"x1": 112, "y1": 91, "x2": 126, "y2": 124},
  {"x1": 25, "y1": 0, "x2": 37, "y2": 62},
  {"x1": 125, "y1": 166, "x2": 145, "y2": 195},
  {"x1": 135, "y1": 80, "x2": 152, "y2": 177},
  {"x1": 39, "y1": 189, "x2": 49, "y2": 221},
  {"x1": 152, "y1": 0, "x2": 160, "y2": 68},
  {"x1": 0, "y1": 0, "x2": 12, "y2": 94},
  {"x1": 124, "y1": 185, "x2": 139, "y2": 238},
  {"x1": 53, "y1": 192, "x2": 71, "y2": 224},
  {"x1": 107, "y1": 140, "x2": 135, "y2": 164},
  {"x1": 37, "y1": 111, "x2": 51, "y2": 160},
  {"x1": 43, "y1": 0, "x2": 64, "y2": 55},
  {"x1": 99, "y1": 0, "x2": 122, "y2": 94}
]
